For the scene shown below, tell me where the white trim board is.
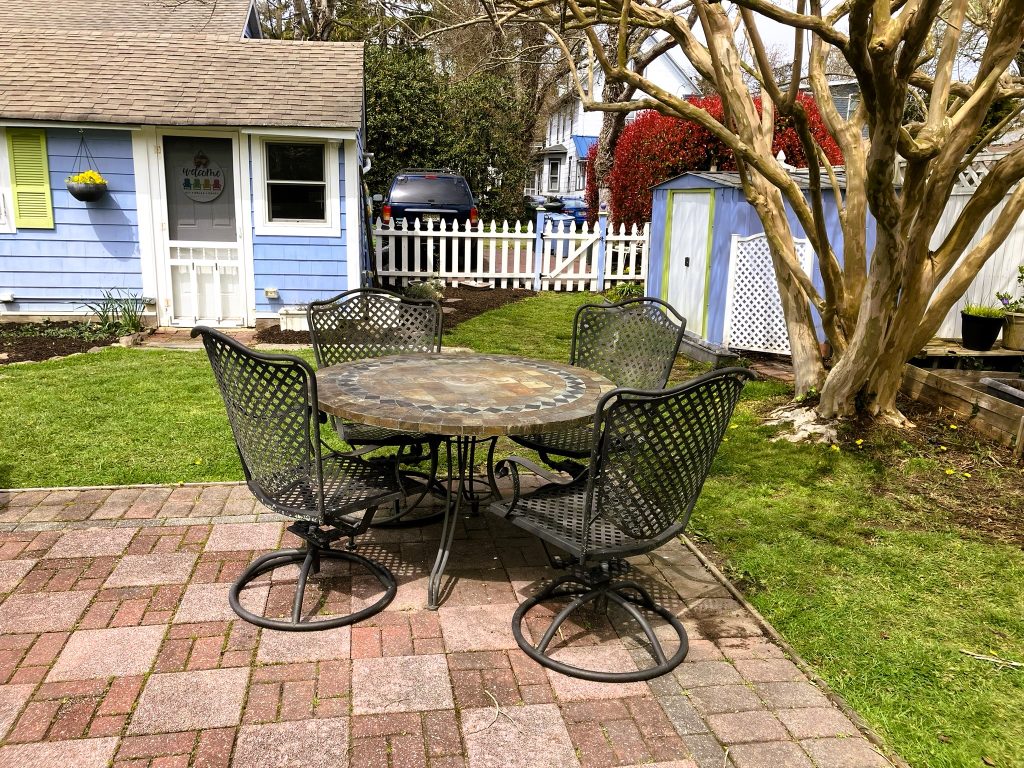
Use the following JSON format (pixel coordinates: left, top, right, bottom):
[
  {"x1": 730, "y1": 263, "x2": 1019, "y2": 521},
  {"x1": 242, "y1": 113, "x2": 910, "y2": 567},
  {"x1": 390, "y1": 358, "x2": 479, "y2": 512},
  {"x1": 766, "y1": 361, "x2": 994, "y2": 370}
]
[
  {"x1": 0, "y1": 127, "x2": 14, "y2": 234},
  {"x1": 250, "y1": 136, "x2": 341, "y2": 238},
  {"x1": 344, "y1": 139, "x2": 362, "y2": 289}
]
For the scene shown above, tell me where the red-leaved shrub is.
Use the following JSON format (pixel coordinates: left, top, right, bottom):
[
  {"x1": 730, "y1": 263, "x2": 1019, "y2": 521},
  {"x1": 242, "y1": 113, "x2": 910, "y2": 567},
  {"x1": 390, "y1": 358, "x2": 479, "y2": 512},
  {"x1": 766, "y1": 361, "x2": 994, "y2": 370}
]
[{"x1": 607, "y1": 94, "x2": 843, "y2": 227}]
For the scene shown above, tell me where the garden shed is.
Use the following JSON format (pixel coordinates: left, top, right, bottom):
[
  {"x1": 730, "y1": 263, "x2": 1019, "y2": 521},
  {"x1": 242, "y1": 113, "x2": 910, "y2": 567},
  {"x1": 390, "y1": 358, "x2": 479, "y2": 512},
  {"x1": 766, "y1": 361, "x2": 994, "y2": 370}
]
[{"x1": 645, "y1": 171, "x2": 871, "y2": 354}]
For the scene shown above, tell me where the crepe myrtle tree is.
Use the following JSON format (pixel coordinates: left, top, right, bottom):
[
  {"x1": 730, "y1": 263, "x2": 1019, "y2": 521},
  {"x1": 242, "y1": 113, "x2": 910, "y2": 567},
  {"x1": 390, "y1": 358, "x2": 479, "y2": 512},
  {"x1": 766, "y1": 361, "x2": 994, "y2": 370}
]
[{"x1": 481, "y1": 0, "x2": 1024, "y2": 424}]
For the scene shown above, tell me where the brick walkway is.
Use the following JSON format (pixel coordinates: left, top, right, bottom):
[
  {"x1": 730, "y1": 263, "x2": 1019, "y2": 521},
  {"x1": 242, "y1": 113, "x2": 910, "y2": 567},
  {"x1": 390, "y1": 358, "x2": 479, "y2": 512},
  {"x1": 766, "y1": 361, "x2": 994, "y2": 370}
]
[{"x1": 0, "y1": 483, "x2": 896, "y2": 768}]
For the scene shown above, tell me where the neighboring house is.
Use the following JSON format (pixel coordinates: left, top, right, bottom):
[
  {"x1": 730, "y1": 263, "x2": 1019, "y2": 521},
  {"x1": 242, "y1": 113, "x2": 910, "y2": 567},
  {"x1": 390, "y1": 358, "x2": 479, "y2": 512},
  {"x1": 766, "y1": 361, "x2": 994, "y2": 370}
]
[
  {"x1": 0, "y1": 0, "x2": 365, "y2": 329},
  {"x1": 528, "y1": 47, "x2": 699, "y2": 198}
]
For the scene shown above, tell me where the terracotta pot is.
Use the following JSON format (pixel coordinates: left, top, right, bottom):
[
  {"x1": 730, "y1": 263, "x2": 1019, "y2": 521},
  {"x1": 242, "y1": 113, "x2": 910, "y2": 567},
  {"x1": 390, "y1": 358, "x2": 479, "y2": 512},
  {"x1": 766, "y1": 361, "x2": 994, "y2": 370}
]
[
  {"x1": 66, "y1": 181, "x2": 108, "y2": 202},
  {"x1": 1003, "y1": 311, "x2": 1024, "y2": 351},
  {"x1": 961, "y1": 311, "x2": 1004, "y2": 351}
]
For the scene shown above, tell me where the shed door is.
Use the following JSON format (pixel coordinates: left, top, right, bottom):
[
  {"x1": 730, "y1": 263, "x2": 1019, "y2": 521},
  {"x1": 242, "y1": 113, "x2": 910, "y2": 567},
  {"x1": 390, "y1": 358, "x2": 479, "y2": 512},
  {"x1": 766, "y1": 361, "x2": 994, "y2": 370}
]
[
  {"x1": 162, "y1": 135, "x2": 246, "y2": 326},
  {"x1": 664, "y1": 191, "x2": 713, "y2": 336}
]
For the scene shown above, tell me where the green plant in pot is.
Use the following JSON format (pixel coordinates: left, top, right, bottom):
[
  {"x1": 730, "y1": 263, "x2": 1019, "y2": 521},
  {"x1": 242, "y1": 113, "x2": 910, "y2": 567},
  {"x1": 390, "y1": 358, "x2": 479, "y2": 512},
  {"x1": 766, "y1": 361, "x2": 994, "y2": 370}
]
[
  {"x1": 961, "y1": 302, "x2": 1006, "y2": 351},
  {"x1": 996, "y1": 265, "x2": 1024, "y2": 351}
]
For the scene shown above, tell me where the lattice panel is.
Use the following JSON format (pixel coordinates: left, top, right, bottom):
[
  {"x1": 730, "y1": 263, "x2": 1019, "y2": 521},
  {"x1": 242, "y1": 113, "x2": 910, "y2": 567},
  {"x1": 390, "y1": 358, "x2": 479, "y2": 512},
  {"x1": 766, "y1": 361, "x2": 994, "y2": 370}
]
[{"x1": 724, "y1": 234, "x2": 814, "y2": 355}]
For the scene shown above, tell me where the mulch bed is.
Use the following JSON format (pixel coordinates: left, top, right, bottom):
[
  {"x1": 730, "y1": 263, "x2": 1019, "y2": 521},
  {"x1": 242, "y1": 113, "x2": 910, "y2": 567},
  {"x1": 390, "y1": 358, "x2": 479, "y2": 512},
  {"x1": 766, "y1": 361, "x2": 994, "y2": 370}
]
[
  {"x1": 254, "y1": 286, "x2": 537, "y2": 344},
  {"x1": 0, "y1": 323, "x2": 116, "y2": 365}
]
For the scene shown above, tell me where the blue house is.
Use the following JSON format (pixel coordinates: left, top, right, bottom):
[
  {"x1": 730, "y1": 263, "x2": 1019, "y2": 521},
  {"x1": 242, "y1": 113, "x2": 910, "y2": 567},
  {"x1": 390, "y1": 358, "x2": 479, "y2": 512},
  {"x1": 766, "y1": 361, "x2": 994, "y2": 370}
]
[
  {"x1": 0, "y1": 0, "x2": 366, "y2": 328},
  {"x1": 646, "y1": 171, "x2": 876, "y2": 354}
]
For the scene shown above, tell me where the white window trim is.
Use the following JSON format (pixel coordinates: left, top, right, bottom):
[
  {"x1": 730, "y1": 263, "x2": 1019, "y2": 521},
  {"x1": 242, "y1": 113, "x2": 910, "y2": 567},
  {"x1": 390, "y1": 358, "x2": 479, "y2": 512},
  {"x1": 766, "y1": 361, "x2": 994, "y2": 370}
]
[
  {"x1": 0, "y1": 128, "x2": 15, "y2": 234},
  {"x1": 252, "y1": 136, "x2": 341, "y2": 237},
  {"x1": 548, "y1": 158, "x2": 561, "y2": 193}
]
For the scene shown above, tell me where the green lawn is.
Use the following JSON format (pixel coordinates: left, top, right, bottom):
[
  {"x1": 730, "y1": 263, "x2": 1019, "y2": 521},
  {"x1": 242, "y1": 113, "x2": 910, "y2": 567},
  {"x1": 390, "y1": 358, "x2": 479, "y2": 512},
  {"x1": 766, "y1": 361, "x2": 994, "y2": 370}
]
[{"x1": 1, "y1": 292, "x2": 1022, "y2": 767}]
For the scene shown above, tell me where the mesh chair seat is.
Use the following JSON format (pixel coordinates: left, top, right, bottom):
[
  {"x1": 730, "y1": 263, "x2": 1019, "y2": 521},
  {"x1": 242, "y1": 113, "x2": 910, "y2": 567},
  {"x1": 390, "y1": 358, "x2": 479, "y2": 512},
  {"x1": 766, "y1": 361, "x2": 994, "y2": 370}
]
[
  {"x1": 265, "y1": 453, "x2": 403, "y2": 523},
  {"x1": 511, "y1": 423, "x2": 593, "y2": 458},
  {"x1": 493, "y1": 482, "x2": 650, "y2": 559},
  {"x1": 339, "y1": 420, "x2": 434, "y2": 448}
]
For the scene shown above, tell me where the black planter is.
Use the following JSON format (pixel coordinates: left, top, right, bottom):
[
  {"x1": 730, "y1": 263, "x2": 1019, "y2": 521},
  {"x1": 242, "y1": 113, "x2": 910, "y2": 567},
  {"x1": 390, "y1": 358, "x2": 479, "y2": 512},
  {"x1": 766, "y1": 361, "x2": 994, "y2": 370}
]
[
  {"x1": 66, "y1": 181, "x2": 108, "y2": 202},
  {"x1": 960, "y1": 311, "x2": 1004, "y2": 351}
]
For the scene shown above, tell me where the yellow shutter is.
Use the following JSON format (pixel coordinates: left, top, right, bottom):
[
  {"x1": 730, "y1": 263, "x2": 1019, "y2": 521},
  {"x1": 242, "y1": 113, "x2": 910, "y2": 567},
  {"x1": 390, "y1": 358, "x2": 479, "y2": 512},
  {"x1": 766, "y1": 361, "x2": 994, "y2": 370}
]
[{"x1": 7, "y1": 129, "x2": 54, "y2": 229}]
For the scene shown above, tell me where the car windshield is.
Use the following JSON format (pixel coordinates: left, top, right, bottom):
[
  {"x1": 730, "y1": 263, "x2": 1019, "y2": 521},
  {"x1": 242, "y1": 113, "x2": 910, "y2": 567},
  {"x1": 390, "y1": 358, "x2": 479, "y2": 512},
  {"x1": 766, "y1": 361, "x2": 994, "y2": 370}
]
[{"x1": 390, "y1": 176, "x2": 472, "y2": 205}]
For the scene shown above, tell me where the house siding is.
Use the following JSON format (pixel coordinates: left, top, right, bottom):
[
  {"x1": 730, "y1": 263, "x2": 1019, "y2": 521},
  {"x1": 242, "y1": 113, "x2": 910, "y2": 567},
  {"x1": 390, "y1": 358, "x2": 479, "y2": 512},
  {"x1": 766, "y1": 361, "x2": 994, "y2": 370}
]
[
  {"x1": 0, "y1": 128, "x2": 141, "y2": 313},
  {"x1": 248, "y1": 136, "x2": 349, "y2": 314}
]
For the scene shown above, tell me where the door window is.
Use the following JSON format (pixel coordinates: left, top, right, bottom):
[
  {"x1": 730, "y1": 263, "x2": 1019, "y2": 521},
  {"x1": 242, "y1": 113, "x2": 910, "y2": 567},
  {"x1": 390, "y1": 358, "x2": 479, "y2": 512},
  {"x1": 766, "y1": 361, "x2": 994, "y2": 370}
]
[{"x1": 163, "y1": 136, "x2": 236, "y2": 242}]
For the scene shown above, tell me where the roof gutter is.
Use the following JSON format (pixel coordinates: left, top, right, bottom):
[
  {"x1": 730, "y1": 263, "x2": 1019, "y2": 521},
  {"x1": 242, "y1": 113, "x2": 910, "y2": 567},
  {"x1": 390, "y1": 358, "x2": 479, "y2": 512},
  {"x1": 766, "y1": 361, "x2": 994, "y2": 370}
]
[{"x1": 0, "y1": 120, "x2": 143, "y2": 131}]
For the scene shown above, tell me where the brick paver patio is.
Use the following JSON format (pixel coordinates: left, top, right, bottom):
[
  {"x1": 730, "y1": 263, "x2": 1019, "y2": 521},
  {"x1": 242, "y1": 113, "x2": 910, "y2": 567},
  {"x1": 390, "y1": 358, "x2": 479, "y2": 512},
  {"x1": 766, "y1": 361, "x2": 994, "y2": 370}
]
[{"x1": 0, "y1": 482, "x2": 897, "y2": 767}]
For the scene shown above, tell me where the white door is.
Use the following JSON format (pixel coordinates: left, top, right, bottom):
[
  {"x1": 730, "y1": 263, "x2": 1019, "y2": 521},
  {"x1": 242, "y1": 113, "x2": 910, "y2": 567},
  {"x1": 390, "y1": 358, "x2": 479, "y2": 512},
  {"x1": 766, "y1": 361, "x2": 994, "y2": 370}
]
[
  {"x1": 162, "y1": 135, "x2": 246, "y2": 326},
  {"x1": 665, "y1": 191, "x2": 713, "y2": 336}
]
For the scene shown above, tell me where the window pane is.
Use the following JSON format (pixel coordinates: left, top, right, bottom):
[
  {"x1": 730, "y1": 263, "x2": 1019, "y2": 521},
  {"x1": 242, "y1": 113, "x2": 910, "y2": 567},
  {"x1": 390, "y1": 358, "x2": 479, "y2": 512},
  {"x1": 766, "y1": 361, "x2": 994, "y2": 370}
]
[
  {"x1": 389, "y1": 176, "x2": 473, "y2": 205},
  {"x1": 267, "y1": 143, "x2": 325, "y2": 182},
  {"x1": 268, "y1": 183, "x2": 325, "y2": 221}
]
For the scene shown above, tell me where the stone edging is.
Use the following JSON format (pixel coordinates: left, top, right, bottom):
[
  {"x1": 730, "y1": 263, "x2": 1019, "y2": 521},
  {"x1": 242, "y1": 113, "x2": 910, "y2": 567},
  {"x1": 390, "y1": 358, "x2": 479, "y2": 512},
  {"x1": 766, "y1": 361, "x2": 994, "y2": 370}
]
[
  {"x1": 0, "y1": 480, "x2": 246, "y2": 493},
  {"x1": 680, "y1": 535, "x2": 909, "y2": 768}
]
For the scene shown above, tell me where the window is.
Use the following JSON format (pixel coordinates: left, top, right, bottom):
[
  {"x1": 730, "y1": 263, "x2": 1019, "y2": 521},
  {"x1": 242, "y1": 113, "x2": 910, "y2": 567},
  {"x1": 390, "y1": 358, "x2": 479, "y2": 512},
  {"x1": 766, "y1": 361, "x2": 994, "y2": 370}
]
[
  {"x1": 576, "y1": 160, "x2": 587, "y2": 191},
  {"x1": 266, "y1": 142, "x2": 326, "y2": 221},
  {"x1": 253, "y1": 137, "x2": 339, "y2": 237},
  {"x1": 548, "y1": 159, "x2": 561, "y2": 192}
]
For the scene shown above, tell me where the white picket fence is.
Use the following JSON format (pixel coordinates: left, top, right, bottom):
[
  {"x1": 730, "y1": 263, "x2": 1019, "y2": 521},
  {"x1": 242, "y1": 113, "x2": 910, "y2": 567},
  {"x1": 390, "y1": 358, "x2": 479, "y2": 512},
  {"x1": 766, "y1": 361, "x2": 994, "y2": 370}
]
[{"x1": 372, "y1": 218, "x2": 649, "y2": 291}]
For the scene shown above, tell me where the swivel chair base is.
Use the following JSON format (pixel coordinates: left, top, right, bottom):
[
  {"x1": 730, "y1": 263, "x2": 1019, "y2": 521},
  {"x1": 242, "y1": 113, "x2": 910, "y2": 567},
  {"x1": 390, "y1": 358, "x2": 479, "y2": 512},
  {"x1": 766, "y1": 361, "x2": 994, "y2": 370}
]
[{"x1": 512, "y1": 569, "x2": 689, "y2": 682}]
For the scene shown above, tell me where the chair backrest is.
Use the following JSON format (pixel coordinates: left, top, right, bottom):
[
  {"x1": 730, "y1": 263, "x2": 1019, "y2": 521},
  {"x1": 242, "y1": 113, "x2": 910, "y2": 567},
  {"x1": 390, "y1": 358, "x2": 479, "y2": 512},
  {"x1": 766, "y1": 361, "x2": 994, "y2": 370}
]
[
  {"x1": 307, "y1": 288, "x2": 442, "y2": 368},
  {"x1": 192, "y1": 326, "x2": 324, "y2": 519},
  {"x1": 585, "y1": 368, "x2": 754, "y2": 547},
  {"x1": 570, "y1": 297, "x2": 686, "y2": 390}
]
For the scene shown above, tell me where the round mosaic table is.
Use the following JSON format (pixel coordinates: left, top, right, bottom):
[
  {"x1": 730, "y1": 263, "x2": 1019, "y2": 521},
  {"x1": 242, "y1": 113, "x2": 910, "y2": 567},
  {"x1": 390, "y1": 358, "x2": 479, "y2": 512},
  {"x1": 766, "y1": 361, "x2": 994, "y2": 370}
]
[{"x1": 317, "y1": 352, "x2": 616, "y2": 608}]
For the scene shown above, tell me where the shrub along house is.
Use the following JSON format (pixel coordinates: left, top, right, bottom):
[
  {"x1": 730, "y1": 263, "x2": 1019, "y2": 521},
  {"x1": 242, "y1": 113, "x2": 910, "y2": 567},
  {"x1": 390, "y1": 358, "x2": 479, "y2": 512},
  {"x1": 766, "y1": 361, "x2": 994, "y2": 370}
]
[{"x1": 0, "y1": 0, "x2": 366, "y2": 328}]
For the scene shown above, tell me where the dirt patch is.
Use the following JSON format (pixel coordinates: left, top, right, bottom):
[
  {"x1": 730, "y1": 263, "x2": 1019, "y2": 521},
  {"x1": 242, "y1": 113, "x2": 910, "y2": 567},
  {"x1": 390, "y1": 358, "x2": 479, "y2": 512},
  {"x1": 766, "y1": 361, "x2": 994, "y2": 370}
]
[
  {"x1": 254, "y1": 325, "x2": 307, "y2": 345},
  {"x1": 840, "y1": 395, "x2": 1024, "y2": 547},
  {"x1": 0, "y1": 322, "x2": 115, "y2": 364},
  {"x1": 254, "y1": 286, "x2": 537, "y2": 345},
  {"x1": 441, "y1": 286, "x2": 535, "y2": 331}
]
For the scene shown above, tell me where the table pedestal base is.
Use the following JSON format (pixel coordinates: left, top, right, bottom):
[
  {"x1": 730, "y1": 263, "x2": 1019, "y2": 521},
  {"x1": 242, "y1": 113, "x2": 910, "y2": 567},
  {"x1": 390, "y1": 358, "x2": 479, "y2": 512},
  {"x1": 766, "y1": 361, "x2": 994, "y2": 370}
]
[{"x1": 426, "y1": 436, "x2": 496, "y2": 610}]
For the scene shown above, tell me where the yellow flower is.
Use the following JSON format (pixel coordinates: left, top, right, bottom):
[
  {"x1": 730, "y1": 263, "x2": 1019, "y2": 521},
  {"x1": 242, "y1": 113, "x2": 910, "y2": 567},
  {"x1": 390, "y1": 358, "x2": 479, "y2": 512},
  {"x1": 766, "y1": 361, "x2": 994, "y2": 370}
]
[
  {"x1": 830, "y1": 444, "x2": 840, "y2": 452},
  {"x1": 944, "y1": 468, "x2": 955, "y2": 475},
  {"x1": 729, "y1": 424, "x2": 739, "y2": 430},
  {"x1": 939, "y1": 446, "x2": 948, "y2": 452},
  {"x1": 854, "y1": 439, "x2": 864, "y2": 446},
  {"x1": 963, "y1": 472, "x2": 972, "y2": 478},
  {"x1": 67, "y1": 169, "x2": 107, "y2": 184},
  {"x1": 948, "y1": 424, "x2": 958, "y2": 430}
]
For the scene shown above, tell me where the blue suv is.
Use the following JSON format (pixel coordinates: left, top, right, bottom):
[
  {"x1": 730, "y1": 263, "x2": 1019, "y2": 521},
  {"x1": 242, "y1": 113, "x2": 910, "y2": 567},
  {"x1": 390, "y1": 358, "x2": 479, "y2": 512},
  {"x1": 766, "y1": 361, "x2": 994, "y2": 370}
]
[{"x1": 376, "y1": 169, "x2": 478, "y2": 228}]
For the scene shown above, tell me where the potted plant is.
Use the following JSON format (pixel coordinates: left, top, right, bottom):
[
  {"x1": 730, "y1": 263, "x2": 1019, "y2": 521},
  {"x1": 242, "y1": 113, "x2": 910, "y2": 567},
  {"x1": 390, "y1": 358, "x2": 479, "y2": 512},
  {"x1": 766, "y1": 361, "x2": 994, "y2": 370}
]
[
  {"x1": 66, "y1": 169, "x2": 108, "y2": 202},
  {"x1": 961, "y1": 302, "x2": 1006, "y2": 351},
  {"x1": 996, "y1": 265, "x2": 1024, "y2": 351}
]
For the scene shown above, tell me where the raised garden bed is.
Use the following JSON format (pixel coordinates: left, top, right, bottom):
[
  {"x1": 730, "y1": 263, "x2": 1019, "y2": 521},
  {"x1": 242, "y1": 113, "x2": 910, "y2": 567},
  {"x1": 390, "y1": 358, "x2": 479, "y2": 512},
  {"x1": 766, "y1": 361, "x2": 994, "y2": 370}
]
[
  {"x1": 0, "y1": 322, "x2": 116, "y2": 364},
  {"x1": 902, "y1": 365, "x2": 1024, "y2": 458}
]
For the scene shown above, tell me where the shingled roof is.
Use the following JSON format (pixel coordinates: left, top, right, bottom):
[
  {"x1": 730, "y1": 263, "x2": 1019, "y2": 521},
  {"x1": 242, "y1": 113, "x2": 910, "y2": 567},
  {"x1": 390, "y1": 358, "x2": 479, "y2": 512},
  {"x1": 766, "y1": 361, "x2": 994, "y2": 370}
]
[
  {"x1": 0, "y1": 1, "x2": 364, "y2": 130},
  {"x1": 4, "y1": 0, "x2": 259, "y2": 37}
]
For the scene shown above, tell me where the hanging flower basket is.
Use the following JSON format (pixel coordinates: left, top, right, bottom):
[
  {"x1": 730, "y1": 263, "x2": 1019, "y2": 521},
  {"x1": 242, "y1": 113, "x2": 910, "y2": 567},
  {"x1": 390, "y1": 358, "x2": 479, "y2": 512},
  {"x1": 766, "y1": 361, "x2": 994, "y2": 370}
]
[{"x1": 66, "y1": 170, "x2": 108, "y2": 202}]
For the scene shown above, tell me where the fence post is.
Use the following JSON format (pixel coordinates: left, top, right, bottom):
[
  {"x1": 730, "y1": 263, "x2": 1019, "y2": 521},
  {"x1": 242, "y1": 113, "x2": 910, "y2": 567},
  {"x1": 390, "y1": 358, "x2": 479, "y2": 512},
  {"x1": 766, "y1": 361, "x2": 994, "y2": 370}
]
[
  {"x1": 533, "y1": 208, "x2": 546, "y2": 291},
  {"x1": 595, "y1": 205, "x2": 609, "y2": 292}
]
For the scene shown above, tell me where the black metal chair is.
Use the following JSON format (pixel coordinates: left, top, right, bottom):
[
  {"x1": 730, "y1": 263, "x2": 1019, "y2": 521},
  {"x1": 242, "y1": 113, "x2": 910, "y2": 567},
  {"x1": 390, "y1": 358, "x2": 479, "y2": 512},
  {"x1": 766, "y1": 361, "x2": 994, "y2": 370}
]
[
  {"x1": 307, "y1": 288, "x2": 445, "y2": 524},
  {"x1": 192, "y1": 326, "x2": 401, "y2": 632},
  {"x1": 491, "y1": 367, "x2": 754, "y2": 681},
  {"x1": 491, "y1": 297, "x2": 686, "y2": 480}
]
